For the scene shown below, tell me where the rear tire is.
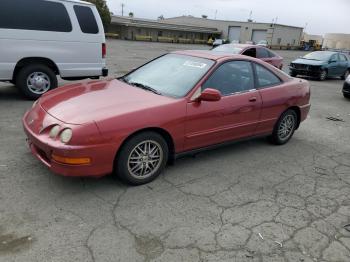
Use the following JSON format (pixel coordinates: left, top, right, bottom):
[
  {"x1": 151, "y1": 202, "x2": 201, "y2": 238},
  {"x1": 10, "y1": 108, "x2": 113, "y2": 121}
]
[
  {"x1": 270, "y1": 109, "x2": 298, "y2": 145},
  {"x1": 344, "y1": 93, "x2": 350, "y2": 99},
  {"x1": 115, "y1": 132, "x2": 169, "y2": 186},
  {"x1": 15, "y1": 64, "x2": 57, "y2": 100}
]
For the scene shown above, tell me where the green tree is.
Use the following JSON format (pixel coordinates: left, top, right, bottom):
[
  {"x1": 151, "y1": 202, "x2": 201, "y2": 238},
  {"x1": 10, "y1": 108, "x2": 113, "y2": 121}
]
[{"x1": 85, "y1": 0, "x2": 111, "y2": 30}]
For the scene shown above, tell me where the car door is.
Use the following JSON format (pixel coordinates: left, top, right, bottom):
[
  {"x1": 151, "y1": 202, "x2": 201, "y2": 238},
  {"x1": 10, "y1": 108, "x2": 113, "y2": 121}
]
[
  {"x1": 184, "y1": 60, "x2": 262, "y2": 151},
  {"x1": 328, "y1": 54, "x2": 340, "y2": 76},
  {"x1": 339, "y1": 54, "x2": 349, "y2": 76},
  {"x1": 253, "y1": 63, "x2": 288, "y2": 135}
]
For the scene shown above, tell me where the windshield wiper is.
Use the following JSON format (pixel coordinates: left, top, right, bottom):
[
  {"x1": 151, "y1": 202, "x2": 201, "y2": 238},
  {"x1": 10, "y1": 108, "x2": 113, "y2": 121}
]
[{"x1": 129, "y1": 82, "x2": 162, "y2": 95}]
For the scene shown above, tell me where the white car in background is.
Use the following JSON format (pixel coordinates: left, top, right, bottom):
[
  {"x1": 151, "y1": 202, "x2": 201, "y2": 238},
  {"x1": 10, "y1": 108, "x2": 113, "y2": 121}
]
[
  {"x1": 257, "y1": 40, "x2": 268, "y2": 47},
  {"x1": 0, "y1": 0, "x2": 108, "y2": 99}
]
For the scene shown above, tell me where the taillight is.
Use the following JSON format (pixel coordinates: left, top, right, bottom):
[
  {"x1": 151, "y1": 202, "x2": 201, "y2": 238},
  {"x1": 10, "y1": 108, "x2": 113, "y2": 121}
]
[{"x1": 102, "y1": 43, "x2": 106, "y2": 59}]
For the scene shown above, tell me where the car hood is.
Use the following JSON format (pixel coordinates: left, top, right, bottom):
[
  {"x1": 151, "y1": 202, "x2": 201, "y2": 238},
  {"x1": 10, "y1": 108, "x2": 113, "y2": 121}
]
[
  {"x1": 39, "y1": 79, "x2": 176, "y2": 125},
  {"x1": 292, "y1": 58, "x2": 326, "y2": 66}
]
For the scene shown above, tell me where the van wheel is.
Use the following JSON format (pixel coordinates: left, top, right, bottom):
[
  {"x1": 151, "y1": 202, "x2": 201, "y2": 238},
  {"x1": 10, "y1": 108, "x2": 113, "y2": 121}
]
[
  {"x1": 115, "y1": 132, "x2": 169, "y2": 186},
  {"x1": 269, "y1": 109, "x2": 298, "y2": 145},
  {"x1": 16, "y1": 64, "x2": 57, "y2": 100}
]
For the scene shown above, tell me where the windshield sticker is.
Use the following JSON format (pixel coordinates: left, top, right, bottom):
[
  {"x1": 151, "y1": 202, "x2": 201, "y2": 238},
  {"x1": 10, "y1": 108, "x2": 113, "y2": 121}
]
[{"x1": 183, "y1": 61, "x2": 207, "y2": 69}]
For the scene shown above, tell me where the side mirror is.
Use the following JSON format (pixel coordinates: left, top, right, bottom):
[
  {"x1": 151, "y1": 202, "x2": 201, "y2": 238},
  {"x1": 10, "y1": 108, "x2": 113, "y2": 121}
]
[{"x1": 197, "y1": 88, "x2": 222, "y2": 102}]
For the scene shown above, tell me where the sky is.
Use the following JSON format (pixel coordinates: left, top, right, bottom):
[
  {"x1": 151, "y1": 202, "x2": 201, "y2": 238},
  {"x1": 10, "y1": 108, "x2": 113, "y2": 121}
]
[{"x1": 106, "y1": 0, "x2": 350, "y2": 35}]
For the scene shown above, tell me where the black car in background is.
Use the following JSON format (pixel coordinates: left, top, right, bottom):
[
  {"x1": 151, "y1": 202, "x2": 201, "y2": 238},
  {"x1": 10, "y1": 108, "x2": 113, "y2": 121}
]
[
  {"x1": 343, "y1": 75, "x2": 350, "y2": 99},
  {"x1": 290, "y1": 51, "x2": 350, "y2": 81}
]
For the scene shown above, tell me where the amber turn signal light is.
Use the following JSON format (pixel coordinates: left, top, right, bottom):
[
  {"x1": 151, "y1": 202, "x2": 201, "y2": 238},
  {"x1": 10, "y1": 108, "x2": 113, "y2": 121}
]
[{"x1": 52, "y1": 154, "x2": 91, "y2": 165}]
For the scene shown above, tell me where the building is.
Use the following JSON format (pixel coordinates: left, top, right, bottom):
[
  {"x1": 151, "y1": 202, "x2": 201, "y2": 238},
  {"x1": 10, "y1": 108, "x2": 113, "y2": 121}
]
[
  {"x1": 302, "y1": 33, "x2": 323, "y2": 45},
  {"x1": 109, "y1": 16, "x2": 221, "y2": 44},
  {"x1": 108, "y1": 15, "x2": 304, "y2": 49},
  {"x1": 165, "y1": 16, "x2": 304, "y2": 48},
  {"x1": 323, "y1": 33, "x2": 350, "y2": 50}
]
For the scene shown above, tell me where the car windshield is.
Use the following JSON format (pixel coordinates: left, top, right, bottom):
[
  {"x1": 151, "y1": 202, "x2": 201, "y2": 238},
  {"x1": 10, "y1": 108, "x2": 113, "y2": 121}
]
[
  {"x1": 213, "y1": 45, "x2": 243, "y2": 54},
  {"x1": 303, "y1": 51, "x2": 332, "y2": 61},
  {"x1": 122, "y1": 54, "x2": 215, "y2": 98}
]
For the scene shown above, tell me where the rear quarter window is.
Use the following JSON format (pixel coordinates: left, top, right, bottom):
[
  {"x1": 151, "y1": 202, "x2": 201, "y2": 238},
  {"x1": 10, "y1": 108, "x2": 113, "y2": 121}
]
[
  {"x1": 74, "y1": 6, "x2": 99, "y2": 34},
  {"x1": 0, "y1": 0, "x2": 72, "y2": 32}
]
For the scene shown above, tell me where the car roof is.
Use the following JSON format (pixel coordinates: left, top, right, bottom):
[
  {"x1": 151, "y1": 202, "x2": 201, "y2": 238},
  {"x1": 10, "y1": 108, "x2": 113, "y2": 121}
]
[
  {"x1": 219, "y1": 43, "x2": 261, "y2": 49},
  {"x1": 171, "y1": 50, "x2": 248, "y2": 61},
  {"x1": 311, "y1": 51, "x2": 338, "y2": 55},
  {"x1": 56, "y1": 0, "x2": 94, "y2": 6}
]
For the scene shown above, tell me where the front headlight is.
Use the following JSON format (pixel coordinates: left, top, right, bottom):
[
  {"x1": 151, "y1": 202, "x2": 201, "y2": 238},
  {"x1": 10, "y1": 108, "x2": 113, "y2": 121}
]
[
  {"x1": 49, "y1": 125, "x2": 60, "y2": 138},
  {"x1": 60, "y1": 129, "x2": 73, "y2": 144},
  {"x1": 346, "y1": 75, "x2": 350, "y2": 84}
]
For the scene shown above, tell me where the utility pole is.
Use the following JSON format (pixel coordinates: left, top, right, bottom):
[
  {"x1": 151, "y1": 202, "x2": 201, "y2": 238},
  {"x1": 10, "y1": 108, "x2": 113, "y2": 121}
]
[{"x1": 121, "y1": 3, "x2": 125, "y2": 16}]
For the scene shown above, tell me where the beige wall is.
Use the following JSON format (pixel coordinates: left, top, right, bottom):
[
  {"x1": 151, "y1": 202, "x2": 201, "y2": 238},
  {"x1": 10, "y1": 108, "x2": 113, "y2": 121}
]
[
  {"x1": 303, "y1": 33, "x2": 323, "y2": 44},
  {"x1": 271, "y1": 25, "x2": 303, "y2": 47},
  {"x1": 323, "y1": 33, "x2": 350, "y2": 50},
  {"x1": 164, "y1": 16, "x2": 302, "y2": 47}
]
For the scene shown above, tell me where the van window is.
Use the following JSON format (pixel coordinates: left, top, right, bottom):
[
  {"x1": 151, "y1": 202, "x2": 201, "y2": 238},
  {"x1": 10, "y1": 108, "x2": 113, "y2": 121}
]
[
  {"x1": 0, "y1": 0, "x2": 72, "y2": 32},
  {"x1": 74, "y1": 6, "x2": 99, "y2": 34}
]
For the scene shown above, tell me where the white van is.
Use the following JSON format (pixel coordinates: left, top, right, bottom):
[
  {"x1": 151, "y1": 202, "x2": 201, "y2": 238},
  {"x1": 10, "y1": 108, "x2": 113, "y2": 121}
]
[{"x1": 0, "y1": 0, "x2": 108, "y2": 99}]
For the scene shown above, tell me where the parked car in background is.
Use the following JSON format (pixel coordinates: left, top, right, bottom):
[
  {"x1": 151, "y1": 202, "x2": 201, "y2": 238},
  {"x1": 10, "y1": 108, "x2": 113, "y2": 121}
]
[
  {"x1": 23, "y1": 51, "x2": 310, "y2": 185},
  {"x1": 257, "y1": 40, "x2": 268, "y2": 47},
  {"x1": 343, "y1": 75, "x2": 350, "y2": 99},
  {"x1": 213, "y1": 44, "x2": 284, "y2": 69},
  {"x1": 0, "y1": 0, "x2": 108, "y2": 100},
  {"x1": 212, "y1": 39, "x2": 227, "y2": 47},
  {"x1": 289, "y1": 51, "x2": 350, "y2": 81}
]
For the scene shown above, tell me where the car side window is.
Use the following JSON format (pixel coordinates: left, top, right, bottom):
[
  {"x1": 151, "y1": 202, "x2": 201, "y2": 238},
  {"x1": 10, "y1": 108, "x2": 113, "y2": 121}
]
[
  {"x1": 257, "y1": 48, "x2": 270, "y2": 58},
  {"x1": 0, "y1": 0, "x2": 72, "y2": 32},
  {"x1": 202, "y1": 61, "x2": 255, "y2": 96},
  {"x1": 267, "y1": 50, "x2": 276, "y2": 58},
  {"x1": 255, "y1": 63, "x2": 281, "y2": 88},
  {"x1": 330, "y1": 54, "x2": 339, "y2": 62},
  {"x1": 242, "y1": 48, "x2": 256, "y2": 58},
  {"x1": 74, "y1": 5, "x2": 99, "y2": 34},
  {"x1": 339, "y1": 54, "x2": 348, "y2": 62}
]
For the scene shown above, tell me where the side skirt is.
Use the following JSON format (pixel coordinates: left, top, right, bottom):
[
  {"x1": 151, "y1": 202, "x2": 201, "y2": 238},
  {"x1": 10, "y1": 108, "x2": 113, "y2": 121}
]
[{"x1": 174, "y1": 133, "x2": 271, "y2": 161}]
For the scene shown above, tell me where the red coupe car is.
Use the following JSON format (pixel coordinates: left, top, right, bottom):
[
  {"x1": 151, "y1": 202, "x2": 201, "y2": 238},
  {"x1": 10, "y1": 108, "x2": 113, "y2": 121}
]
[
  {"x1": 213, "y1": 44, "x2": 284, "y2": 69},
  {"x1": 23, "y1": 51, "x2": 310, "y2": 185}
]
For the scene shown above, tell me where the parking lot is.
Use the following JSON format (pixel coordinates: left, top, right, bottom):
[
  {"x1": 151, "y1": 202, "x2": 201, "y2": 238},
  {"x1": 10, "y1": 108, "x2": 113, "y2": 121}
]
[{"x1": 1, "y1": 39, "x2": 350, "y2": 262}]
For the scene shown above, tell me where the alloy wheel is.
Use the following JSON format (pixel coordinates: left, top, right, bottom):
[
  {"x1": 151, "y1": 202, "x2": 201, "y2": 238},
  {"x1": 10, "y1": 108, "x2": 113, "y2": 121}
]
[
  {"x1": 278, "y1": 114, "x2": 296, "y2": 141},
  {"x1": 127, "y1": 140, "x2": 163, "y2": 179}
]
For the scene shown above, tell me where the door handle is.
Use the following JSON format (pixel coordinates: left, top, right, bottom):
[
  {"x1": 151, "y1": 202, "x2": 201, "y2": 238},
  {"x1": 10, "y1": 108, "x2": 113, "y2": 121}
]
[{"x1": 249, "y1": 97, "x2": 257, "y2": 102}]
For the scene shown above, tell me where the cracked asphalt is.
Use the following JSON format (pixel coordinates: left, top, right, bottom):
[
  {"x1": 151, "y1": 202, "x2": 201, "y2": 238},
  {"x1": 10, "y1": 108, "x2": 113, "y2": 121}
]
[{"x1": 1, "y1": 40, "x2": 350, "y2": 262}]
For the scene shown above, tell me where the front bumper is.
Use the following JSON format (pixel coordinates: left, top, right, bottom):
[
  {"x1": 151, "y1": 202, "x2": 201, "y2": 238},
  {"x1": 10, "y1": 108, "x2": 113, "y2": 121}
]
[
  {"x1": 343, "y1": 82, "x2": 350, "y2": 95},
  {"x1": 289, "y1": 67, "x2": 322, "y2": 77},
  {"x1": 22, "y1": 110, "x2": 117, "y2": 177}
]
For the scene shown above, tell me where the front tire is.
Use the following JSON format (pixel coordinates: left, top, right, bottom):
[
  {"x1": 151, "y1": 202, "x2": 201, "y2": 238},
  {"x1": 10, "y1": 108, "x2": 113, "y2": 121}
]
[
  {"x1": 15, "y1": 64, "x2": 57, "y2": 100},
  {"x1": 270, "y1": 110, "x2": 298, "y2": 145},
  {"x1": 115, "y1": 132, "x2": 169, "y2": 185},
  {"x1": 318, "y1": 69, "x2": 327, "y2": 81}
]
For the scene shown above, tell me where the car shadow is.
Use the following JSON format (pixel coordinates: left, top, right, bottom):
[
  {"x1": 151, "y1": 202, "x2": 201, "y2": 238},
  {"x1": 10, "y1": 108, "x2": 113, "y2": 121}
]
[{"x1": 0, "y1": 83, "x2": 25, "y2": 101}]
